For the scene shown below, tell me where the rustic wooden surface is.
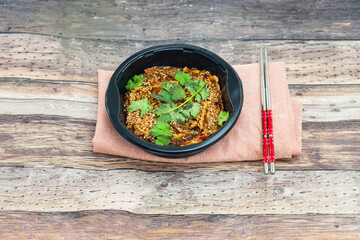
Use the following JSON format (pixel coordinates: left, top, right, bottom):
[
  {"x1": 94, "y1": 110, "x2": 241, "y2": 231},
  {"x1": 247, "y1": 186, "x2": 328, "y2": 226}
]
[{"x1": 0, "y1": 0, "x2": 359, "y2": 239}]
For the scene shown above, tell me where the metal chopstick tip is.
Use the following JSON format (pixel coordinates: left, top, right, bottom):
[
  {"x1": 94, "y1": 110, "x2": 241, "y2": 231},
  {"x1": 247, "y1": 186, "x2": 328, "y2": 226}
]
[
  {"x1": 270, "y1": 162, "x2": 275, "y2": 174},
  {"x1": 264, "y1": 162, "x2": 269, "y2": 174}
]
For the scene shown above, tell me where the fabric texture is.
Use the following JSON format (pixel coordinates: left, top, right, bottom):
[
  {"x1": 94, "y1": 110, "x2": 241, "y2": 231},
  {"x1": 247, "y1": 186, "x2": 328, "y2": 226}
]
[{"x1": 92, "y1": 62, "x2": 302, "y2": 163}]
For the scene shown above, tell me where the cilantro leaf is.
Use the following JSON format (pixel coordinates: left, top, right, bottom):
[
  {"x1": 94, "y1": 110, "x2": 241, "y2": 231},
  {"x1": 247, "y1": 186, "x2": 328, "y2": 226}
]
[
  {"x1": 150, "y1": 121, "x2": 173, "y2": 146},
  {"x1": 169, "y1": 111, "x2": 186, "y2": 124},
  {"x1": 128, "y1": 98, "x2": 153, "y2": 117},
  {"x1": 126, "y1": 75, "x2": 145, "y2": 91},
  {"x1": 154, "y1": 102, "x2": 175, "y2": 116},
  {"x1": 161, "y1": 81, "x2": 171, "y2": 89},
  {"x1": 155, "y1": 102, "x2": 185, "y2": 124},
  {"x1": 156, "y1": 135, "x2": 172, "y2": 146},
  {"x1": 153, "y1": 81, "x2": 206, "y2": 124},
  {"x1": 185, "y1": 79, "x2": 210, "y2": 102},
  {"x1": 182, "y1": 100, "x2": 201, "y2": 119},
  {"x1": 218, "y1": 111, "x2": 229, "y2": 126},
  {"x1": 157, "y1": 113, "x2": 172, "y2": 123},
  {"x1": 151, "y1": 74, "x2": 208, "y2": 125},
  {"x1": 150, "y1": 82, "x2": 185, "y2": 103},
  {"x1": 195, "y1": 85, "x2": 210, "y2": 102},
  {"x1": 174, "y1": 71, "x2": 192, "y2": 86},
  {"x1": 150, "y1": 90, "x2": 172, "y2": 103},
  {"x1": 154, "y1": 101, "x2": 200, "y2": 124},
  {"x1": 167, "y1": 82, "x2": 185, "y2": 102}
]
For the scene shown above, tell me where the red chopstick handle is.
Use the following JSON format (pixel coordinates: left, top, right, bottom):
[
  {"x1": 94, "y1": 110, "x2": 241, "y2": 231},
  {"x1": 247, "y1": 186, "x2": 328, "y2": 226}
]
[
  {"x1": 267, "y1": 110, "x2": 275, "y2": 163},
  {"x1": 262, "y1": 110, "x2": 269, "y2": 163}
]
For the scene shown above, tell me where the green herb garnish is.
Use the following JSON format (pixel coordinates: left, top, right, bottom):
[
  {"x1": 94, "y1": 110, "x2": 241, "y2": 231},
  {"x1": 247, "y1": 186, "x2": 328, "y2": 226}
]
[
  {"x1": 150, "y1": 82, "x2": 185, "y2": 103},
  {"x1": 150, "y1": 89, "x2": 172, "y2": 103},
  {"x1": 155, "y1": 102, "x2": 186, "y2": 124},
  {"x1": 174, "y1": 71, "x2": 210, "y2": 102},
  {"x1": 155, "y1": 100, "x2": 201, "y2": 124},
  {"x1": 155, "y1": 81, "x2": 205, "y2": 117},
  {"x1": 182, "y1": 100, "x2": 201, "y2": 119},
  {"x1": 126, "y1": 75, "x2": 145, "y2": 91},
  {"x1": 128, "y1": 98, "x2": 153, "y2": 117},
  {"x1": 174, "y1": 71, "x2": 192, "y2": 86},
  {"x1": 150, "y1": 121, "x2": 173, "y2": 146},
  {"x1": 218, "y1": 111, "x2": 229, "y2": 126},
  {"x1": 142, "y1": 71, "x2": 210, "y2": 146},
  {"x1": 185, "y1": 79, "x2": 210, "y2": 102}
]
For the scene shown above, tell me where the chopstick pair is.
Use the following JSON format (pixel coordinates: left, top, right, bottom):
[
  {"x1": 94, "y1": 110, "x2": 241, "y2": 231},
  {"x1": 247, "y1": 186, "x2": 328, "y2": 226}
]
[{"x1": 260, "y1": 46, "x2": 275, "y2": 174}]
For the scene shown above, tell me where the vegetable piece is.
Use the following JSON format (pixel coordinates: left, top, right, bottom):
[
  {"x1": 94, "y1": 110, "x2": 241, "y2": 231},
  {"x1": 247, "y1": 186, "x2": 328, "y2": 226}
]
[
  {"x1": 155, "y1": 101, "x2": 200, "y2": 125},
  {"x1": 174, "y1": 71, "x2": 210, "y2": 102},
  {"x1": 182, "y1": 100, "x2": 201, "y2": 119},
  {"x1": 163, "y1": 82, "x2": 185, "y2": 102},
  {"x1": 181, "y1": 135, "x2": 208, "y2": 146},
  {"x1": 150, "y1": 82, "x2": 185, "y2": 103},
  {"x1": 155, "y1": 102, "x2": 186, "y2": 124},
  {"x1": 150, "y1": 89, "x2": 172, "y2": 103},
  {"x1": 156, "y1": 81, "x2": 206, "y2": 117},
  {"x1": 174, "y1": 71, "x2": 192, "y2": 86},
  {"x1": 128, "y1": 98, "x2": 153, "y2": 117},
  {"x1": 169, "y1": 111, "x2": 186, "y2": 125},
  {"x1": 125, "y1": 75, "x2": 145, "y2": 91},
  {"x1": 154, "y1": 96, "x2": 202, "y2": 125},
  {"x1": 184, "y1": 79, "x2": 210, "y2": 102},
  {"x1": 218, "y1": 111, "x2": 229, "y2": 126},
  {"x1": 154, "y1": 102, "x2": 176, "y2": 116},
  {"x1": 150, "y1": 121, "x2": 173, "y2": 145},
  {"x1": 157, "y1": 113, "x2": 172, "y2": 123},
  {"x1": 195, "y1": 85, "x2": 210, "y2": 102}
]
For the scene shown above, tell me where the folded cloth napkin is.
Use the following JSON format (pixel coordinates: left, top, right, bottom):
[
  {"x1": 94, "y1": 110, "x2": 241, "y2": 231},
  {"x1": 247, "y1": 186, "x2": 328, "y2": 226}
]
[{"x1": 93, "y1": 62, "x2": 302, "y2": 163}]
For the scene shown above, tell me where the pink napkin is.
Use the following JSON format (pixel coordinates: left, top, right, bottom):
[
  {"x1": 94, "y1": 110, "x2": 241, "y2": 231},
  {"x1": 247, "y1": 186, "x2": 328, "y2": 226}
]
[{"x1": 92, "y1": 62, "x2": 302, "y2": 163}]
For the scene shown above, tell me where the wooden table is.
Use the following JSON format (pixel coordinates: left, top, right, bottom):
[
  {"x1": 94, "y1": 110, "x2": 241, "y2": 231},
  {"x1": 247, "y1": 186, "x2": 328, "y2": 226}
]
[{"x1": 1, "y1": 1, "x2": 359, "y2": 239}]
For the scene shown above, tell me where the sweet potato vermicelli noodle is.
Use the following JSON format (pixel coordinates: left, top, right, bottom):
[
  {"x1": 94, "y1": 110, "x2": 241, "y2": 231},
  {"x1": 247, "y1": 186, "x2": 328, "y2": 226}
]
[{"x1": 124, "y1": 66, "x2": 226, "y2": 146}]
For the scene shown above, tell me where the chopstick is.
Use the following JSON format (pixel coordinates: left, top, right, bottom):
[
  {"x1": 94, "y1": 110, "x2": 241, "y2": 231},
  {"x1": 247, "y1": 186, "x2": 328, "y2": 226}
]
[
  {"x1": 264, "y1": 47, "x2": 276, "y2": 174},
  {"x1": 260, "y1": 46, "x2": 276, "y2": 174},
  {"x1": 260, "y1": 47, "x2": 269, "y2": 174}
]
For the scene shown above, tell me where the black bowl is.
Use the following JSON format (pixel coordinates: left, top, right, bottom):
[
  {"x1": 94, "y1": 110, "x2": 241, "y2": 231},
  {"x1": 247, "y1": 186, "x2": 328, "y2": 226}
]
[{"x1": 105, "y1": 44, "x2": 243, "y2": 158}]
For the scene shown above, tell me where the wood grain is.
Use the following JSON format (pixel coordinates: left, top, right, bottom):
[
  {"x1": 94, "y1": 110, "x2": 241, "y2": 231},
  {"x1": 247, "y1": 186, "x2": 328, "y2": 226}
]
[
  {"x1": 290, "y1": 84, "x2": 360, "y2": 122},
  {"x1": 1, "y1": 34, "x2": 358, "y2": 171},
  {"x1": 0, "y1": 211, "x2": 359, "y2": 240},
  {"x1": 1, "y1": 0, "x2": 359, "y2": 40},
  {"x1": 1, "y1": 0, "x2": 359, "y2": 238},
  {"x1": 0, "y1": 167, "x2": 359, "y2": 214},
  {"x1": 1, "y1": 34, "x2": 359, "y2": 84},
  {"x1": 1, "y1": 77, "x2": 359, "y2": 122},
  {"x1": 0, "y1": 114, "x2": 359, "y2": 171}
]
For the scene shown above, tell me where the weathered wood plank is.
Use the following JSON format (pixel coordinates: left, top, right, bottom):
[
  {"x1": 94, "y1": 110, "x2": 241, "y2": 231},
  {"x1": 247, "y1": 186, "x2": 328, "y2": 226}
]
[
  {"x1": 1, "y1": 78, "x2": 359, "y2": 122},
  {"x1": 0, "y1": 1, "x2": 358, "y2": 237},
  {"x1": 0, "y1": 34, "x2": 359, "y2": 84},
  {"x1": 290, "y1": 84, "x2": 360, "y2": 122},
  {"x1": 0, "y1": 77, "x2": 97, "y2": 102},
  {"x1": 0, "y1": 211, "x2": 359, "y2": 240},
  {"x1": 2, "y1": 94, "x2": 359, "y2": 122},
  {"x1": 0, "y1": 167, "x2": 359, "y2": 214},
  {"x1": 0, "y1": 98, "x2": 97, "y2": 120},
  {"x1": 1, "y1": 0, "x2": 359, "y2": 40},
  {"x1": 0, "y1": 115, "x2": 359, "y2": 171}
]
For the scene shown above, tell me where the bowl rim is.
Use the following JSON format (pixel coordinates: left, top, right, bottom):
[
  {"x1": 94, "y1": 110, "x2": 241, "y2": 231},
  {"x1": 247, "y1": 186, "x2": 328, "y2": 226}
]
[{"x1": 105, "y1": 44, "x2": 243, "y2": 158}]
